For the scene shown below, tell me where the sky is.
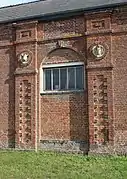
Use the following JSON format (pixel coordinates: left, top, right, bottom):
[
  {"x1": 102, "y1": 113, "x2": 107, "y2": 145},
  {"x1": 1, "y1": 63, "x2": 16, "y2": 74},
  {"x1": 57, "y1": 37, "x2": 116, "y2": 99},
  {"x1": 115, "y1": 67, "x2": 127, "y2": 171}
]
[{"x1": 0, "y1": 0, "x2": 35, "y2": 7}]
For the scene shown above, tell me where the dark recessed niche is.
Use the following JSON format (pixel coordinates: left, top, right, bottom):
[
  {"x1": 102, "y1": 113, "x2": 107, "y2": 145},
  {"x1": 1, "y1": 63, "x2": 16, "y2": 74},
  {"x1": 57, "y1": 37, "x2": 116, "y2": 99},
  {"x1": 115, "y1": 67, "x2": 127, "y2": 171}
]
[{"x1": 20, "y1": 30, "x2": 31, "y2": 38}]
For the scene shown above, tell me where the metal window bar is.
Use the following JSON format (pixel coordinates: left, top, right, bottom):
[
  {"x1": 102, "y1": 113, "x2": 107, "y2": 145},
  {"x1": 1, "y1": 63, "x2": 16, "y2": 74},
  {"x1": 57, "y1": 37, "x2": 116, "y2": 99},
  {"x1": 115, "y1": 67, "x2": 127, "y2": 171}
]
[
  {"x1": 51, "y1": 69, "x2": 53, "y2": 91},
  {"x1": 59, "y1": 68, "x2": 60, "y2": 90},
  {"x1": 43, "y1": 65, "x2": 84, "y2": 91},
  {"x1": 74, "y1": 67, "x2": 76, "y2": 90},
  {"x1": 67, "y1": 67, "x2": 69, "y2": 90}
]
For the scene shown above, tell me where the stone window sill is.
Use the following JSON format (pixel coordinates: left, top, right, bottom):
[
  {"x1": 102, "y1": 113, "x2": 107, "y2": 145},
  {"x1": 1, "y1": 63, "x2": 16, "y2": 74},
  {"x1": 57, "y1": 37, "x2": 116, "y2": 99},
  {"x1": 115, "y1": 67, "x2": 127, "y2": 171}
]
[{"x1": 40, "y1": 89, "x2": 85, "y2": 95}]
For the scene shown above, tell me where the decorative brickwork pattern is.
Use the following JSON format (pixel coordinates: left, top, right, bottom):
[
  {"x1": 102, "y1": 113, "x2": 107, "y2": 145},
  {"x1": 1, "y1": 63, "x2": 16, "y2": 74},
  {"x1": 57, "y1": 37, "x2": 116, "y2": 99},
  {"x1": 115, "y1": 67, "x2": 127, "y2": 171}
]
[
  {"x1": 19, "y1": 82, "x2": 23, "y2": 143},
  {"x1": 20, "y1": 30, "x2": 31, "y2": 38},
  {"x1": 91, "y1": 20, "x2": 105, "y2": 29},
  {"x1": 0, "y1": 5, "x2": 127, "y2": 154},
  {"x1": 43, "y1": 17, "x2": 84, "y2": 40},
  {"x1": 18, "y1": 80, "x2": 32, "y2": 145},
  {"x1": 93, "y1": 75, "x2": 109, "y2": 144},
  {"x1": 0, "y1": 26, "x2": 12, "y2": 41}
]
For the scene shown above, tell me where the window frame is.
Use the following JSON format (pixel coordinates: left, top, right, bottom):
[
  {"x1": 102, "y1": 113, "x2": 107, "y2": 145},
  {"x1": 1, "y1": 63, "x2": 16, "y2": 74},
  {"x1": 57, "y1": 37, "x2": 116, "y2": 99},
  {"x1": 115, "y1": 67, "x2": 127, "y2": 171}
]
[{"x1": 40, "y1": 62, "x2": 85, "y2": 94}]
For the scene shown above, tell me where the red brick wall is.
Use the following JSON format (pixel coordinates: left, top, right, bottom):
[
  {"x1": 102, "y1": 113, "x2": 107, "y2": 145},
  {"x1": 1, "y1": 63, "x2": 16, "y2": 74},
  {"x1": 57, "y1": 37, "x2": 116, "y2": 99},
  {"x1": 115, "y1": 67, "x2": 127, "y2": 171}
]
[
  {"x1": 41, "y1": 93, "x2": 88, "y2": 141},
  {"x1": 14, "y1": 21, "x2": 38, "y2": 149},
  {"x1": 86, "y1": 7, "x2": 127, "y2": 153},
  {"x1": 0, "y1": 25, "x2": 15, "y2": 148},
  {"x1": 0, "y1": 6, "x2": 126, "y2": 153},
  {"x1": 40, "y1": 46, "x2": 88, "y2": 145},
  {"x1": 112, "y1": 10, "x2": 127, "y2": 146}
]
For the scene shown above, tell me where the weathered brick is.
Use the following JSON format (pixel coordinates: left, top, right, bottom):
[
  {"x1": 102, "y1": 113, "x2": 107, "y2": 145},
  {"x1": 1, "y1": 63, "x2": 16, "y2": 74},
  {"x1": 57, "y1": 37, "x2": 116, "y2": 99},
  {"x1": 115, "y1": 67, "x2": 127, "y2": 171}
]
[{"x1": 0, "y1": 5, "x2": 127, "y2": 154}]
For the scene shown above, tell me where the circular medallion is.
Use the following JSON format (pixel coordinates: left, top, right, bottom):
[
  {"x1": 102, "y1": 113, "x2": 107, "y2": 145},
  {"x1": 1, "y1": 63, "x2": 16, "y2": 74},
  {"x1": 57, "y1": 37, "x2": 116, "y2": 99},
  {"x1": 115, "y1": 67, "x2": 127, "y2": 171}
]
[
  {"x1": 91, "y1": 44, "x2": 106, "y2": 59},
  {"x1": 18, "y1": 52, "x2": 31, "y2": 67}
]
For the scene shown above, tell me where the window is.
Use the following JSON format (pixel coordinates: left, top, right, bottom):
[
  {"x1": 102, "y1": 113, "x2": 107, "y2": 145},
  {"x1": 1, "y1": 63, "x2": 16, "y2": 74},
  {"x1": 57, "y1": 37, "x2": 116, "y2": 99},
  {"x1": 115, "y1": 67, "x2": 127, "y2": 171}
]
[{"x1": 42, "y1": 62, "x2": 84, "y2": 92}]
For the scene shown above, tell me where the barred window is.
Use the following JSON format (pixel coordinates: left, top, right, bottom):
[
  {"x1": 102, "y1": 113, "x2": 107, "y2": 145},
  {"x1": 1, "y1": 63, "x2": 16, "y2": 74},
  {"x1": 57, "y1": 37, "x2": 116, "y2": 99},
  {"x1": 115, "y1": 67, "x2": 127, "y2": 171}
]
[{"x1": 43, "y1": 63, "x2": 84, "y2": 92}]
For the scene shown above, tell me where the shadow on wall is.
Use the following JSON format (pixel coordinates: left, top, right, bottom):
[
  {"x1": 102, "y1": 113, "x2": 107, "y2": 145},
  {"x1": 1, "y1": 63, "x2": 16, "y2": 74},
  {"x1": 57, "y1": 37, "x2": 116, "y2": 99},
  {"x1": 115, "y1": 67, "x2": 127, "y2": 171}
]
[
  {"x1": 40, "y1": 92, "x2": 89, "y2": 153},
  {"x1": 5, "y1": 47, "x2": 16, "y2": 148},
  {"x1": 69, "y1": 92, "x2": 89, "y2": 153}
]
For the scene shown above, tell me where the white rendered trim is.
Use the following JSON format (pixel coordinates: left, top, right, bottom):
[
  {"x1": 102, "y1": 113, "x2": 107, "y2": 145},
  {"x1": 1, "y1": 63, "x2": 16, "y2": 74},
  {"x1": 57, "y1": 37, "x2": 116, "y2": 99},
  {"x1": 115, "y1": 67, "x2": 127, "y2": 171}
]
[{"x1": 42, "y1": 62, "x2": 84, "y2": 68}]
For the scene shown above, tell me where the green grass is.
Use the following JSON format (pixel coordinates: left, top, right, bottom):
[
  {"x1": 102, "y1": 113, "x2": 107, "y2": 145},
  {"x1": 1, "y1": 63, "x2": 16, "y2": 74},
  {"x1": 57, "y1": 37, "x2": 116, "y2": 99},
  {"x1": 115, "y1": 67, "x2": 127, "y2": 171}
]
[{"x1": 0, "y1": 151, "x2": 127, "y2": 179}]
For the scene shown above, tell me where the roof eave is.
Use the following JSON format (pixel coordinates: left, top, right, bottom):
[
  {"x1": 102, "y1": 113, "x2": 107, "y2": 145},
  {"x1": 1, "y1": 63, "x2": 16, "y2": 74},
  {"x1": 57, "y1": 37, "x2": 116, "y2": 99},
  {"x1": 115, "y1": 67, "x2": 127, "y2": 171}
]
[{"x1": 0, "y1": 2, "x2": 127, "y2": 25}]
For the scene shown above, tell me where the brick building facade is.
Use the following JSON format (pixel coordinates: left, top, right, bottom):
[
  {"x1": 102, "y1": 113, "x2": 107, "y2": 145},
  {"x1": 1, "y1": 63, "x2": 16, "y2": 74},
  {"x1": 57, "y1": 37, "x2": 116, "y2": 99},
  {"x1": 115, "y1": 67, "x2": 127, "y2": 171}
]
[{"x1": 0, "y1": 0, "x2": 127, "y2": 154}]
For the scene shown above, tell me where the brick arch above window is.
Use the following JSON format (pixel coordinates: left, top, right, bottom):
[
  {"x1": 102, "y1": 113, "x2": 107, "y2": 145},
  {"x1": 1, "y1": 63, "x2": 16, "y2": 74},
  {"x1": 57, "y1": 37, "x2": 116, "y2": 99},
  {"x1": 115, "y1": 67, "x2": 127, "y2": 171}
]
[
  {"x1": 41, "y1": 47, "x2": 86, "y2": 66},
  {"x1": 40, "y1": 47, "x2": 86, "y2": 94}
]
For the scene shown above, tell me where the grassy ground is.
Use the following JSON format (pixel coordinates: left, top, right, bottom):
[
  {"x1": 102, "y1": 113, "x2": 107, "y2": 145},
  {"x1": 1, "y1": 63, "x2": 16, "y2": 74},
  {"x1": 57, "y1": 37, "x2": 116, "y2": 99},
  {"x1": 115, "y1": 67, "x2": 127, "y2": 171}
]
[{"x1": 0, "y1": 151, "x2": 127, "y2": 179}]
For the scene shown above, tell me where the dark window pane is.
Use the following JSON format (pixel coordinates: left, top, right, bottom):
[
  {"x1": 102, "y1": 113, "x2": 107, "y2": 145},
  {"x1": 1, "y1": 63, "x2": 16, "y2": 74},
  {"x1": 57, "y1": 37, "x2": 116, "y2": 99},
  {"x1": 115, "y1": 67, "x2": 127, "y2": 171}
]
[
  {"x1": 68, "y1": 67, "x2": 75, "y2": 90},
  {"x1": 44, "y1": 65, "x2": 84, "y2": 92},
  {"x1": 76, "y1": 66, "x2": 84, "y2": 89},
  {"x1": 44, "y1": 69, "x2": 51, "y2": 90},
  {"x1": 60, "y1": 68, "x2": 67, "y2": 90},
  {"x1": 53, "y1": 68, "x2": 59, "y2": 90}
]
